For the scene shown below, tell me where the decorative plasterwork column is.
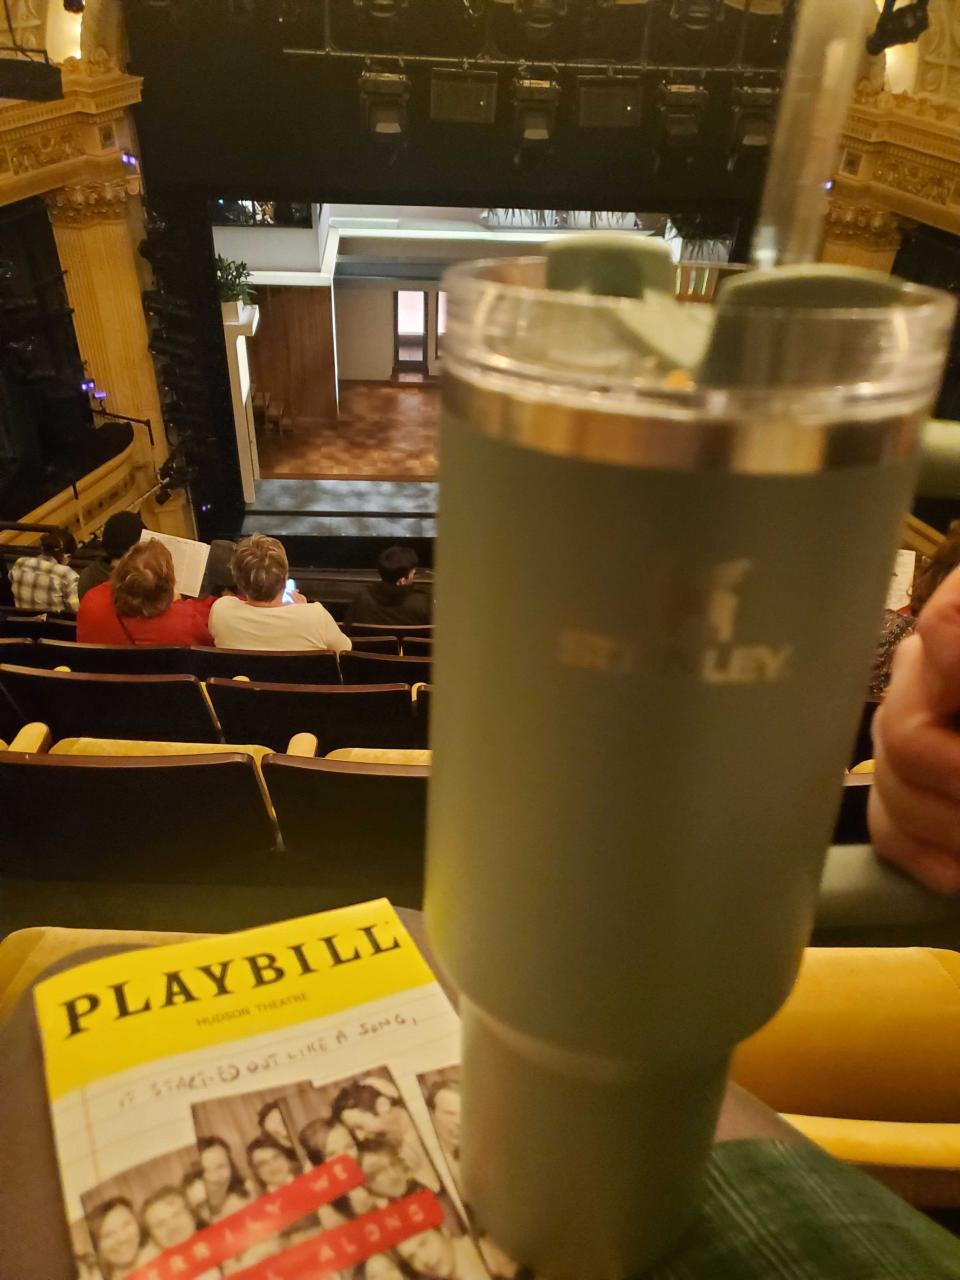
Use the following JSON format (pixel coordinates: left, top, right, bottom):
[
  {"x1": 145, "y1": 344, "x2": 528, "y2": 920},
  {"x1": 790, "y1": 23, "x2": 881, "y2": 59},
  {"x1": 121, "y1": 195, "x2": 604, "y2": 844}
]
[
  {"x1": 821, "y1": 199, "x2": 906, "y2": 273},
  {"x1": 829, "y1": 80, "x2": 960, "y2": 249},
  {"x1": 45, "y1": 169, "x2": 167, "y2": 480},
  {"x1": 0, "y1": 50, "x2": 192, "y2": 531}
]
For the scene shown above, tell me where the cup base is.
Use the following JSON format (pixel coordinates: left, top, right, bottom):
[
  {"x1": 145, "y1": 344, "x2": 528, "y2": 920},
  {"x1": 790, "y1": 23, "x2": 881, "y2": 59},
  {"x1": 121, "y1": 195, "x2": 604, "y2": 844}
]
[{"x1": 459, "y1": 996, "x2": 729, "y2": 1280}]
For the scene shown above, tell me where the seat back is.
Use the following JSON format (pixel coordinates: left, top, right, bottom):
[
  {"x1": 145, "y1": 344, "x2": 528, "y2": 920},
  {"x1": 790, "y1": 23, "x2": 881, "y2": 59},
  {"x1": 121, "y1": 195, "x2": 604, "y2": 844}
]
[
  {"x1": 832, "y1": 774, "x2": 872, "y2": 845},
  {"x1": 1, "y1": 616, "x2": 77, "y2": 642},
  {"x1": 850, "y1": 698, "x2": 881, "y2": 769},
  {"x1": 401, "y1": 636, "x2": 433, "y2": 656},
  {"x1": 190, "y1": 647, "x2": 342, "y2": 684},
  {"x1": 0, "y1": 753, "x2": 276, "y2": 880},
  {"x1": 348, "y1": 622, "x2": 434, "y2": 641},
  {"x1": 414, "y1": 684, "x2": 431, "y2": 749},
  {"x1": 350, "y1": 636, "x2": 401, "y2": 655},
  {"x1": 0, "y1": 665, "x2": 221, "y2": 743},
  {"x1": 32, "y1": 640, "x2": 189, "y2": 674},
  {"x1": 264, "y1": 755, "x2": 428, "y2": 905},
  {"x1": 208, "y1": 680, "x2": 415, "y2": 754},
  {"x1": 339, "y1": 651, "x2": 432, "y2": 686}
]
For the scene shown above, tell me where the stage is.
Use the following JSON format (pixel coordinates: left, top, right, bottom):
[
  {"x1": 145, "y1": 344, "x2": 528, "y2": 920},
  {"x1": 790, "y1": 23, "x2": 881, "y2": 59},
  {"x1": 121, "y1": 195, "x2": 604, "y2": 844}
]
[{"x1": 241, "y1": 478, "x2": 437, "y2": 539}]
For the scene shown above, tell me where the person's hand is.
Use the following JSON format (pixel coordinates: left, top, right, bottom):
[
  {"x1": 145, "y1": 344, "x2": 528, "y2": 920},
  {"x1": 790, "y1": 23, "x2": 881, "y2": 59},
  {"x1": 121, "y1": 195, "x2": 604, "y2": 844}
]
[
  {"x1": 869, "y1": 564, "x2": 960, "y2": 893},
  {"x1": 292, "y1": 590, "x2": 307, "y2": 604}
]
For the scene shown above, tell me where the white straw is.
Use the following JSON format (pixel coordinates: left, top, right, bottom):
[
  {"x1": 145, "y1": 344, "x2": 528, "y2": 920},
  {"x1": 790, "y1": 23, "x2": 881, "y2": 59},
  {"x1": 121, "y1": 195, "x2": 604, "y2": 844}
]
[{"x1": 752, "y1": 0, "x2": 874, "y2": 269}]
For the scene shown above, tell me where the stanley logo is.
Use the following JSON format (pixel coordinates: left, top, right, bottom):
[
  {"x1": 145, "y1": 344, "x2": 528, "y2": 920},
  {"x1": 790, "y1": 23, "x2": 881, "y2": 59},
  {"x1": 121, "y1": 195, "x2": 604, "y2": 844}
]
[{"x1": 559, "y1": 558, "x2": 793, "y2": 685}]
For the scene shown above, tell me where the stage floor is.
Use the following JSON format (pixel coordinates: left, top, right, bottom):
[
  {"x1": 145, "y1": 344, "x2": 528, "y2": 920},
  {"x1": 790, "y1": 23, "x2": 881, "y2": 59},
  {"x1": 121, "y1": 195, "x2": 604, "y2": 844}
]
[
  {"x1": 242, "y1": 478, "x2": 437, "y2": 538},
  {"x1": 257, "y1": 383, "x2": 439, "y2": 481}
]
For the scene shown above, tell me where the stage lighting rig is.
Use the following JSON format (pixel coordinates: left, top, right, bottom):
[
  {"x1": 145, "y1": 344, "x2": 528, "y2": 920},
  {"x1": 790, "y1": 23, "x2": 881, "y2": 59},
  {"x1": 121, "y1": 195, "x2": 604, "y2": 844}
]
[
  {"x1": 670, "y1": 0, "x2": 724, "y2": 30},
  {"x1": 866, "y1": 0, "x2": 928, "y2": 55},
  {"x1": 658, "y1": 81, "x2": 707, "y2": 147},
  {"x1": 729, "y1": 84, "x2": 776, "y2": 167},
  {"x1": 355, "y1": 0, "x2": 409, "y2": 17},
  {"x1": 360, "y1": 69, "x2": 410, "y2": 135},
  {"x1": 516, "y1": 0, "x2": 568, "y2": 39},
  {"x1": 513, "y1": 74, "x2": 560, "y2": 143}
]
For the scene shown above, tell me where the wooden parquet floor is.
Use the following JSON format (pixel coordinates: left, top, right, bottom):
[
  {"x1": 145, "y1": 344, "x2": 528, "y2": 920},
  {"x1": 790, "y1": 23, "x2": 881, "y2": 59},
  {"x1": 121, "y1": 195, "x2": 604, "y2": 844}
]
[{"x1": 258, "y1": 382, "x2": 439, "y2": 480}]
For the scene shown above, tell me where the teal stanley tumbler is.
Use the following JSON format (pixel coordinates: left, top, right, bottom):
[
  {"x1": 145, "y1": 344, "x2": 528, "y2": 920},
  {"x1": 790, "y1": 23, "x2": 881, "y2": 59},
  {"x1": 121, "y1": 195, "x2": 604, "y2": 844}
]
[{"x1": 424, "y1": 253, "x2": 955, "y2": 1280}]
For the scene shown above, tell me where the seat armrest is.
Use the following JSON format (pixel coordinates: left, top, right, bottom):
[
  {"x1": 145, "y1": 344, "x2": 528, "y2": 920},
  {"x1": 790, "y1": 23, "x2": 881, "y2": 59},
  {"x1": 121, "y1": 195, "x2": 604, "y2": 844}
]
[{"x1": 7, "y1": 723, "x2": 51, "y2": 754}]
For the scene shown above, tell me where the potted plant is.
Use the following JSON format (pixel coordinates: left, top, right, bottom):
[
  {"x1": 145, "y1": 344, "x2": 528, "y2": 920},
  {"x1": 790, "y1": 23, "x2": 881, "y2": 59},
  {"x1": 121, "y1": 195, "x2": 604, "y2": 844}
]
[{"x1": 216, "y1": 255, "x2": 255, "y2": 322}]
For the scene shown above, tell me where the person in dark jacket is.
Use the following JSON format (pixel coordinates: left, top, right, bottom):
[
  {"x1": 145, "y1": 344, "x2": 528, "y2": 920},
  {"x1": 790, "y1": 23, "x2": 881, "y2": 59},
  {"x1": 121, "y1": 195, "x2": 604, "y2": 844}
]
[
  {"x1": 77, "y1": 511, "x2": 144, "y2": 601},
  {"x1": 345, "y1": 546, "x2": 431, "y2": 627}
]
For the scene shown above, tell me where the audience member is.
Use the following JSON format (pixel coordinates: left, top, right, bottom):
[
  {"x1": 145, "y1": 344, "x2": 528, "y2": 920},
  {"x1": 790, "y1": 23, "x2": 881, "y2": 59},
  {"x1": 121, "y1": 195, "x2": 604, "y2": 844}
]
[
  {"x1": 9, "y1": 530, "x2": 79, "y2": 614},
  {"x1": 345, "y1": 546, "x2": 431, "y2": 628},
  {"x1": 870, "y1": 527, "x2": 960, "y2": 696},
  {"x1": 77, "y1": 540, "x2": 213, "y2": 646},
  {"x1": 209, "y1": 534, "x2": 350, "y2": 652},
  {"x1": 201, "y1": 538, "x2": 239, "y2": 598},
  {"x1": 868, "y1": 609, "x2": 917, "y2": 698},
  {"x1": 906, "y1": 521, "x2": 960, "y2": 618},
  {"x1": 77, "y1": 512, "x2": 144, "y2": 601},
  {"x1": 870, "y1": 560, "x2": 960, "y2": 895}
]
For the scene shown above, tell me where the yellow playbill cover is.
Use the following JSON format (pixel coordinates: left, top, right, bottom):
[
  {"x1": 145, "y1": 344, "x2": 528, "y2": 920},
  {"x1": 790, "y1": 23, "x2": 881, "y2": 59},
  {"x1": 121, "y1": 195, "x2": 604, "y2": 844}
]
[{"x1": 34, "y1": 900, "x2": 509, "y2": 1280}]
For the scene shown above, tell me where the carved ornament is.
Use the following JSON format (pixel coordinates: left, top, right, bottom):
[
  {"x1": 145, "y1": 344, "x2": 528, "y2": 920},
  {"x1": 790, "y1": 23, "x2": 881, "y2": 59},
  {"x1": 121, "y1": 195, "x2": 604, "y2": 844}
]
[
  {"x1": 8, "y1": 130, "x2": 81, "y2": 175},
  {"x1": 873, "y1": 155, "x2": 955, "y2": 206},
  {"x1": 824, "y1": 201, "x2": 904, "y2": 250},
  {"x1": 45, "y1": 177, "x2": 135, "y2": 225}
]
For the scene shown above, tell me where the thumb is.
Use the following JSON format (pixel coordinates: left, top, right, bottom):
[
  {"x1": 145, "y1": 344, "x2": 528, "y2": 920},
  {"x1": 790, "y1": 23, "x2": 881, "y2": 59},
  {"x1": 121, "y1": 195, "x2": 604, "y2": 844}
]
[{"x1": 916, "y1": 563, "x2": 960, "y2": 716}]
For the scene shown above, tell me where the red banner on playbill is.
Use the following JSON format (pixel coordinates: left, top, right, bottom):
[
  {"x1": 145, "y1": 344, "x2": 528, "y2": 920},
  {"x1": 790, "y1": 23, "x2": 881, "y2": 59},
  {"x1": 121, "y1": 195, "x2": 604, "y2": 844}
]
[
  {"x1": 232, "y1": 1191, "x2": 445, "y2": 1280},
  {"x1": 125, "y1": 1155, "x2": 365, "y2": 1280}
]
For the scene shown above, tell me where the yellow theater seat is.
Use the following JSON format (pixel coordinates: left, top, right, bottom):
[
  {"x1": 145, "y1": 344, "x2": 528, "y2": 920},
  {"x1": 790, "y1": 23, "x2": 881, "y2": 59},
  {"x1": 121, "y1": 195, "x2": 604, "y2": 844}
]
[
  {"x1": 0, "y1": 927, "x2": 195, "y2": 1027},
  {"x1": 731, "y1": 947, "x2": 960, "y2": 1202},
  {"x1": 325, "y1": 748, "x2": 432, "y2": 765}
]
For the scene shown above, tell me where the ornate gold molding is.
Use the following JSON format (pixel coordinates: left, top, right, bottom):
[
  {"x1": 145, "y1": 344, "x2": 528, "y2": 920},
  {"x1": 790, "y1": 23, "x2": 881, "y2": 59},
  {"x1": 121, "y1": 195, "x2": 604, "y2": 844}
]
[
  {"x1": 834, "y1": 80, "x2": 960, "y2": 238},
  {"x1": 44, "y1": 174, "x2": 136, "y2": 225},
  {"x1": 0, "y1": 49, "x2": 142, "y2": 207},
  {"x1": 824, "y1": 200, "x2": 904, "y2": 250}
]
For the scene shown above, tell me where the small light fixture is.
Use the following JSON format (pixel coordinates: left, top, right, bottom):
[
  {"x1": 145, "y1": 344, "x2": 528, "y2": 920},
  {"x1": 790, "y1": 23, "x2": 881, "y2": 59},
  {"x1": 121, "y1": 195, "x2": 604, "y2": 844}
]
[
  {"x1": 513, "y1": 75, "x2": 561, "y2": 144},
  {"x1": 121, "y1": 151, "x2": 139, "y2": 168},
  {"x1": 360, "y1": 70, "x2": 411, "y2": 136}
]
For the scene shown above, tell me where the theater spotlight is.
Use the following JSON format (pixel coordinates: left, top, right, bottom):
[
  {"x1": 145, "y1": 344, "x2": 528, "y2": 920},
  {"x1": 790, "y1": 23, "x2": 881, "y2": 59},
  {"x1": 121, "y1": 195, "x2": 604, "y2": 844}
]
[
  {"x1": 360, "y1": 70, "x2": 410, "y2": 136},
  {"x1": 577, "y1": 75, "x2": 641, "y2": 128},
  {"x1": 513, "y1": 75, "x2": 560, "y2": 143},
  {"x1": 657, "y1": 82, "x2": 708, "y2": 149},
  {"x1": 670, "y1": 0, "x2": 724, "y2": 29},
  {"x1": 729, "y1": 84, "x2": 777, "y2": 168},
  {"x1": 516, "y1": 0, "x2": 567, "y2": 38},
  {"x1": 355, "y1": 0, "x2": 408, "y2": 16}
]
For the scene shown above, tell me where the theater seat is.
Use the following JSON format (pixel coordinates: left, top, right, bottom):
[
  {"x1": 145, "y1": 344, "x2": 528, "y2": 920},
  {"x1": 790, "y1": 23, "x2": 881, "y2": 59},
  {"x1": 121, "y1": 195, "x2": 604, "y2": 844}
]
[
  {"x1": 263, "y1": 755, "x2": 428, "y2": 907},
  {"x1": 0, "y1": 750, "x2": 277, "y2": 881},
  {"x1": 339, "y1": 651, "x2": 432, "y2": 686},
  {"x1": 731, "y1": 947, "x2": 960, "y2": 1205},
  {"x1": 326, "y1": 748, "x2": 432, "y2": 765},
  {"x1": 190, "y1": 647, "x2": 341, "y2": 684},
  {"x1": 28, "y1": 639, "x2": 189, "y2": 674},
  {"x1": 0, "y1": 665, "x2": 221, "y2": 742},
  {"x1": 348, "y1": 622, "x2": 433, "y2": 642},
  {"x1": 349, "y1": 636, "x2": 401, "y2": 655},
  {"x1": 207, "y1": 679, "x2": 416, "y2": 754},
  {"x1": 414, "y1": 683, "x2": 431, "y2": 749},
  {"x1": 1, "y1": 616, "x2": 76, "y2": 642},
  {"x1": 401, "y1": 636, "x2": 432, "y2": 656}
]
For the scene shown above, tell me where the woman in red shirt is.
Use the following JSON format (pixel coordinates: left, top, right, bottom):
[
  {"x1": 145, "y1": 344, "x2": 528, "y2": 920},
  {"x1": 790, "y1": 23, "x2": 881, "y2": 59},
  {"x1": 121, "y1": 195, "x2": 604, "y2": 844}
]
[{"x1": 77, "y1": 540, "x2": 214, "y2": 646}]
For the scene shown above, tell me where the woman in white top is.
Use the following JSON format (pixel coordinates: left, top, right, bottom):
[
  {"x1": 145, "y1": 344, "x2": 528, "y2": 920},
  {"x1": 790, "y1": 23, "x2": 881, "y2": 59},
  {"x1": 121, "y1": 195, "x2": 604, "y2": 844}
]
[{"x1": 209, "y1": 534, "x2": 351, "y2": 652}]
